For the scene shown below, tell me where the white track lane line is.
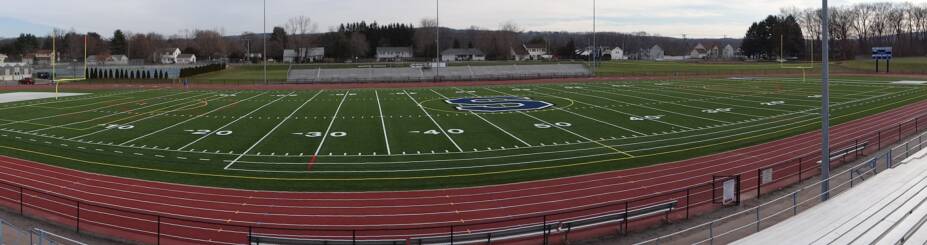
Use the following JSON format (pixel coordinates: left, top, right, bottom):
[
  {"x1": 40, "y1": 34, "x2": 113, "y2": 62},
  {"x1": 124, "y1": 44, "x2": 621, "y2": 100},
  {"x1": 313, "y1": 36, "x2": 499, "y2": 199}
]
[
  {"x1": 313, "y1": 91, "x2": 351, "y2": 156},
  {"x1": 177, "y1": 92, "x2": 297, "y2": 151},
  {"x1": 432, "y1": 89, "x2": 532, "y2": 147},
  {"x1": 119, "y1": 92, "x2": 266, "y2": 145},
  {"x1": 225, "y1": 91, "x2": 324, "y2": 169},
  {"x1": 403, "y1": 90, "x2": 464, "y2": 152},
  {"x1": 375, "y1": 90, "x2": 392, "y2": 155}
]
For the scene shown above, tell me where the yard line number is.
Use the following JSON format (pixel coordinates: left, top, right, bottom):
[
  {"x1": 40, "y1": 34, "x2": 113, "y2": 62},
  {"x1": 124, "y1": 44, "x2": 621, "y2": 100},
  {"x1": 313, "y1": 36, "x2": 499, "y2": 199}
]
[
  {"x1": 186, "y1": 129, "x2": 233, "y2": 136},
  {"x1": 534, "y1": 122, "x2": 573, "y2": 128},
  {"x1": 293, "y1": 132, "x2": 348, "y2": 138}
]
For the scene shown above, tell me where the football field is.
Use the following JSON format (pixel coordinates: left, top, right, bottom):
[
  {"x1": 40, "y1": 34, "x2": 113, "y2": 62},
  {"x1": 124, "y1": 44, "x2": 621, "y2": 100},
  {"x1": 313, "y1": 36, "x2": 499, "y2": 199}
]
[{"x1": 0, "y1": 76, "x2": 925, "y2": 191}]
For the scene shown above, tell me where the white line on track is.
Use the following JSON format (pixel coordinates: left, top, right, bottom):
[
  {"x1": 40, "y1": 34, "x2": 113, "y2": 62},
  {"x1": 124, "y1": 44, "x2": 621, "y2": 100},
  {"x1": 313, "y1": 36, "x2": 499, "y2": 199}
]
[
  {"x1": 119, "y1": 92, "x2": 265, "y2": 145},
  {"x1": 225, "y1": 91, "x2": 324, "y2": 169},
  {"x1": 403, "y1": 90, "x2": 464, "y2": 152},
  {"x1": 432, "y1": 89, "x2": 532, "y2": 147},
  {"x1": 374, "y1": 90, "x2": 392, "y2": 155},
  {"x1": 313, "y1": 91, "x2": 351, "y2": 156},
  {"x1": 178, "y1": 92, "x2": 297, "y2": 151}
]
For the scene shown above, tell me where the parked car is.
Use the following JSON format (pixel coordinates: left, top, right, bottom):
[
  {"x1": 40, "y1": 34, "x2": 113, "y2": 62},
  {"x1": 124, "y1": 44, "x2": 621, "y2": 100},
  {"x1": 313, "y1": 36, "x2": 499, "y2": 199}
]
[{"x1": 18, "y1": 78, "x2": 34, "y2": 85}]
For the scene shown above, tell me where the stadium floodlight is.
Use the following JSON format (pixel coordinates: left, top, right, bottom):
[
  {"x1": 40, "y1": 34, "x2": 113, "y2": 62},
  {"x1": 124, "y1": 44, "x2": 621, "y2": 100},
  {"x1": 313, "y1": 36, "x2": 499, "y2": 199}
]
[
  {"x1": 820, "y1": 0, "x2": 831, "y2": 201},
  {"x1": 592, "y1": 0, "x2": 597, "y2": 74},
  {"x1": 263, "y1": 0, "x2": 268, "y2": 85},
  {"x1": 436, "y1": 0, "x2": 440, "y2": 81}
]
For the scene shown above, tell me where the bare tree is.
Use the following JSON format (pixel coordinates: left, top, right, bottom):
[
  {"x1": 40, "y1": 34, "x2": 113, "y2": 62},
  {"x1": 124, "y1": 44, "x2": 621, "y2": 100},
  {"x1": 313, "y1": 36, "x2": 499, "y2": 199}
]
[{"x1": 285, "y1": 15, "x2": 319, "y2": 49}]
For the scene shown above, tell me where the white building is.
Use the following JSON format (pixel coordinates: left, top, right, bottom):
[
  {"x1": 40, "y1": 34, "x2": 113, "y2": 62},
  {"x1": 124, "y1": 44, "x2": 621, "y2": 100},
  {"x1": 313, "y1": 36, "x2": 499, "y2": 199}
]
[
  {"x1": 0, "y1": 54, "x2": 6, "y2": 64},
  {"x1": 301, "y1": 47, "x2": 325, "y2": 63},
  {"x1": 510, "y1": 42, "x2": 530, "y2": 61},
  {"x1": 376, "y1": 47, "x2": 413, "y2": 62},
  {"x1": 689, "y1": 43, "x2": 708, "y2": 59},
  {"x1": 441, "y1": 48, "x2": 486, "y2": 62},
  {"x1": 176, "y1": 54, "x2": 196, "y2": 64},
  {"x1": 282, "y1": 49, "x2": 298, "y2": 63},
  {"x1": 609, "y1": 47, "x2": 625, "y2": 60},
  {"x1": 86, "y1": 55, "x2": 100, "y2": 66},
  {"x1": 525, "y1": 44, "x2": 552, "y2": 60},
  {"x1": 722, "y1": 44, "x2": 736, "y2": 59},
  {"x1": 157, "y1": 48, "x2": 182, "y2": 64},
  {"x1": 106, "y1": 55, "x2": 129, "y2": 65},
  {"x1": 649, "y1": 45, "x2": 665, "y2": 61},
  {"x1": 0, "y1": 63, "x2": 30, "y2": 81}
]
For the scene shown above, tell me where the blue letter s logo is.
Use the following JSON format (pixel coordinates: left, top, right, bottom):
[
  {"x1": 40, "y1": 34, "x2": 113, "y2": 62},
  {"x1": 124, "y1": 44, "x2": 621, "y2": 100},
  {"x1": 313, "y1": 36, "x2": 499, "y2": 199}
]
[{"x1": 445, "y1": 96, "x2": 553, "y2": 112}]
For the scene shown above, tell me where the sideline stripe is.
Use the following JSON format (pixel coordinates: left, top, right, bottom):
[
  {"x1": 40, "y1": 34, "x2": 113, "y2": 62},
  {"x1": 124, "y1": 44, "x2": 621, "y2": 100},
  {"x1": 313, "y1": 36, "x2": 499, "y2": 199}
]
[
  {"x1": 225, "y1": 91, "x2": 324, "y2": 169},
  {"x1": 1, "y1": 88, "x2": 926, "y2": 181}
]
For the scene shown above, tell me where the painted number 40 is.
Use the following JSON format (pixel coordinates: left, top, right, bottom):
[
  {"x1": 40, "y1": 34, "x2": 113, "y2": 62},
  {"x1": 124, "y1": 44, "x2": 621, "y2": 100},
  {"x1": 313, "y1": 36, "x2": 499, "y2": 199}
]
[{"x1": 104, "y1": 124, "x2": 134, "y2": 130}]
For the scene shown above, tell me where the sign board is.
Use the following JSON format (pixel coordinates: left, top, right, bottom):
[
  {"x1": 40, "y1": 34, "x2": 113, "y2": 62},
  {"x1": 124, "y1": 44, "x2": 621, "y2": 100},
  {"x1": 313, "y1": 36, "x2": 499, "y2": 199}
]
[
  {"x1": 872, "y1": 47, "x2": 893, "y2": 60},
  {"x1": 762, "y1": 168, "x2": 774, "y2": 185},
  {"x1": 723, "y1": 179, "x2": 737, "y2": 205}
]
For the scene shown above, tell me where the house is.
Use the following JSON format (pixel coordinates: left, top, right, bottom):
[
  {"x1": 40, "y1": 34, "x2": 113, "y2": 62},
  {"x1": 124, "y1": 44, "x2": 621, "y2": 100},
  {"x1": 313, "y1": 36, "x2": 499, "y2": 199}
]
[
  {"x1": 722, "y1": 45, "x2": 736, "y2": 59},
  {"x1": 609, "y1": 47, "x2": 625, "y2": 60},
  {"x1": 441, "y1": 48, "x2": 486, "y2": 62},
  {"x1": 301, "y1": 47, "x2": 325, "y2": 63},
  {"x1": 86, "y1": 55, "x2": 100, "y2": 65},
  {"x1": 33, "y1": 50, "x2": 59, "y2": 65},
  {"x1": 708, "y1": 45, "x2": 722, "y2": 59},
  {"x1": 0, "y1": 63, "x2": 30, "y2": 81},
  {"x1": 157, "y1": 48, "x2": 182, "y2": 64},
  {"x1": 282, "y1": 49, "x2": 298, "y2": 63},
  {"x1": 376, "y1": 47, "x2": 413, "y2": 62},
  {"x1": 510, "y1": 42, "x2": 530, "y2": 61},
  {"x1": 649, "y1": 45, "x2": 665, "y2": 61},
  {"x1": 176, "y1": 54, "x2": 196, "y2": 64},
  {"x1": 689, "y1": 43, "x2": 708, "y2": 59},
  {"x1": 525, "y1": 43, "x2": 551, "y2": 60},
  {"x1": 106, "y1": 55, "x2": 129, "y2": 65},
  {"x1": 0, "y1": 54, "x2": 6, "y2": 64}
]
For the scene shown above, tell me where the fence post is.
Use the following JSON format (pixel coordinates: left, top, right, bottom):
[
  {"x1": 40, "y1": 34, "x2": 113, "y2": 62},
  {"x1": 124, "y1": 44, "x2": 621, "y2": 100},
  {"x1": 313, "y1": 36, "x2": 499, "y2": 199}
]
[
  {"x1": 755, "y1": 206, "x2": 761, "y2": 232},
  {"x1": 76, "y1": 201, "x2": 80, "y2": 233},
  {"x1": 709, "y1": 221, "x2": 714, "y2": 245},
  {"x1": 686, "y1": 188, "x2": 691, "y2": 219},
  {"x1": 353, "y1": 230, "x2": 357, "y2": 245},
  {"x1": 543, "y1": 215, "x2": 549, "y2": 245},
  {"x1": 248, "y1": 226, "x2": 253, "y2": 244},
  {"x1": 792, "y1": 192, "x2": 798, "y2": 215},
  {"x1": 157, "y1": 216, "x2": 161, "y2": 245},
  {"x1": 623, "y1": 202, "x2": 630, "y2": 235},
  {"x1": 19, "y1": 187, "x2": 23, "y2": 215},
  {"x1": 798, "y1": 158, "x2": 803, "y2": 184}
]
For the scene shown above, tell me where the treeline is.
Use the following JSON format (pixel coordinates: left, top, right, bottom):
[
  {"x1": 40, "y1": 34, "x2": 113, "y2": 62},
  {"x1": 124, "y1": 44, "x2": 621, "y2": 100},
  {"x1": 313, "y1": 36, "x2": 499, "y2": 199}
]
[
  {"x1": 782, "y1": 2, "x2": 927, "y2": 59},
  {"x1": 741, "y1": 15, "x2": 806, "y2": 60}
]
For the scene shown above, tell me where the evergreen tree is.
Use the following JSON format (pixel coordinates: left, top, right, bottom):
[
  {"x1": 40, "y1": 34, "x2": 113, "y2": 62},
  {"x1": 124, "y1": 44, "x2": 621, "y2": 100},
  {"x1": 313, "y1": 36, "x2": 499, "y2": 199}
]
[{"x1": 111, "y1": 30, "x2": 128, "y2": 55}]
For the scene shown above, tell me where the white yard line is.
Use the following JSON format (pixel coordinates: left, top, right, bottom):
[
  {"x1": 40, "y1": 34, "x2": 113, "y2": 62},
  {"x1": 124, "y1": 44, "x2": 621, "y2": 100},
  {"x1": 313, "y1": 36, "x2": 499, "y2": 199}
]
[
  {"x1": 544, "y1": 86, "x2": 731, "y2": 124},
  {"x1": 26, "y1": 92, "x2": 210, "y2": 133},
  {"x1": 118, "y1": 92, "x2": 265, "y2": 145},
  {"x1": 177, "y1": 92, "x2": 296, "y2": 151},
  {"x1": 579, "y1": 85, "x2": 769, "y2": 118},
  {"x1": 433, "y1": 89, "x2": 532, "y2": 147},
  {"x1": 313, "y1": 91, "x2": 351, "y2": 156},
  {"x1": 70, "y1": 94, "x2": 226, "y2": 140},
  {"x1": 224, "y1": 91, "x2": 324, "y2": 169},
  {"x1": 403, "y1": 90, "x2": 464, "y2": 152},
  {"x1": 0, "y1": 91, "x2": 188, "y2": 128},
  {"x1": 374, "y1": 90, "x2": 392, "y2": 155}
]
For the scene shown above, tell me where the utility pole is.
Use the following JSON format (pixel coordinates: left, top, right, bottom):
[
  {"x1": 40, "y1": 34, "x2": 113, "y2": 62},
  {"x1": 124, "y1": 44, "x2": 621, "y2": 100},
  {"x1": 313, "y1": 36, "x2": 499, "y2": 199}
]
[
  {"x1": 435, "y1": 0, "x2": 440, "y2": 81},
  {"x1": 820, "y1": 0, "x2": 832, "y2": 201},
  {"x1": 263, "y1": 0, "x2": 268, "y2": 85}
]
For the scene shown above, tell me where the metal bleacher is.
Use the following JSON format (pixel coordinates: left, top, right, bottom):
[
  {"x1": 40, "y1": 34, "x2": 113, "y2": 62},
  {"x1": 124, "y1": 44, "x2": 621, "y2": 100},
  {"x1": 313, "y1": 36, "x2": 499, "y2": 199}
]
[{"x1": 736, "y1": 147, "x2": 927, "y2": 245}]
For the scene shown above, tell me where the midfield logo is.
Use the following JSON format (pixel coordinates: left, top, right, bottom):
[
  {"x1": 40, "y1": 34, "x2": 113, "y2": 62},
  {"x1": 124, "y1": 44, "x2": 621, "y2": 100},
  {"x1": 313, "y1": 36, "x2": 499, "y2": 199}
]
[{"x1": 445, "y1": 96, "x2": 554, "y2": 112}]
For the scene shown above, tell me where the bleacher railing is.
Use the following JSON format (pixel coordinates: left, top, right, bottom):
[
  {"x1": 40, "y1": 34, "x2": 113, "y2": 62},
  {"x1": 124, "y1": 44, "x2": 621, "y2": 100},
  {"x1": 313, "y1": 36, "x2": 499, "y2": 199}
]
[
  {"x1": 0, "y1": 113, "x2": 925, "y2": 244},
  {"x1": 0, "y1": 218, "x2": 87, "y2": 245}
]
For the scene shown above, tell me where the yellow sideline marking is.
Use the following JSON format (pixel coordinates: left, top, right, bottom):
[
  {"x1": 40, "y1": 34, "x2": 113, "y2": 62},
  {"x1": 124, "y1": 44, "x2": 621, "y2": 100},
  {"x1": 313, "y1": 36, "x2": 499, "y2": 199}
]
[{"x1": 0, "y1": 90, "x2": 925, "y2": 182}]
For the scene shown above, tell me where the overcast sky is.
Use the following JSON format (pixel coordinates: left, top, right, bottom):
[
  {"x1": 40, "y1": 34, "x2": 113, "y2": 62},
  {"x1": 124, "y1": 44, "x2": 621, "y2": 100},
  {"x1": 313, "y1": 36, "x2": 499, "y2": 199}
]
[{"x1": 0, "y1": 0, "x2": 912, "y2": 39}]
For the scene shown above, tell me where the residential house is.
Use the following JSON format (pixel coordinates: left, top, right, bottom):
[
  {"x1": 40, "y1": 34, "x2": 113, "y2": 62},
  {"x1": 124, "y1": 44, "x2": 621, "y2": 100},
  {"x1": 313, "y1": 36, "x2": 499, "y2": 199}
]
[
  {"x1": 376, "y1": 47, "x2": 413, "y2": 62},
  {"x1": 441, "y1": 48, "x2": 486, "y2": 62},
  {"x1": 157, "y1": 48, "x2": 182, "y2": 64},
  {"x1": 0, "y1": 54, "x2": 6, "y2": 64},
  {"x1": 86, "y1": 55, "x2": 100, "y2": 66},
  {"x1": 33, "y1": 50, "x2": 59, "y2": 65},
  {"x1": 106, "y1": 55, "x2": 129, "y2": 65},
  {"x1": 176, "y1": 54, "x2": 196, "y2": 64},
  {"x1": 689, "y1": 43, "x2": 708, "y2": 59},
  {"x1": 708, "y1": 45, "x2": 722, "y2": 59},
  {"x1": 510, "y1": 42, "x2": 529, "y2": 61},
  {"x1": 0, "y1": 63, "x2": 30, "y2": 81},
  {"x1": 648, "y1": 45, "x2": 665, "y2": 61},
  {"x1": 722, "y1": 45, "x2": 736, "y2": 59},
  {"x1": 610, "y1": 47, "x2": 625, "y2": 60},
  {"x1": 525, "y1": 43, "x2": 551, "y2": 60},
  {"x1": 282, "y1": 49, "x2": 298, "y2": 63},
  {"x1": 301, "y1": 47, "x2": 325, "y2": 63}
]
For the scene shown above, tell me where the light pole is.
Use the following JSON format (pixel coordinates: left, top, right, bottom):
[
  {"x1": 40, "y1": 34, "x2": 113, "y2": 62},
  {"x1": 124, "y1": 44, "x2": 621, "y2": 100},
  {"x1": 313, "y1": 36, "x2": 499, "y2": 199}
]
[
  {"x1": 263, "y1": 0, "x2": 268, "y2": 85},
  {"x1": 592, "y1": 0, "x2": 597, "y2": 74},
  {"x1": 435, "y1": 0, "x2": 440, "y2": 81},
  {"x1": 820, "y1": 0, "x2": 831, "y2": 201}
]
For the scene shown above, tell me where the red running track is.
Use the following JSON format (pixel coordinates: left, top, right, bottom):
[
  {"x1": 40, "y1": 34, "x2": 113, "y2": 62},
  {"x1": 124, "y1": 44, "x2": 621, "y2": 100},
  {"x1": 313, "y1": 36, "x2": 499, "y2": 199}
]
[{"x1": 0, "y1": 94, "x2": 926, "y2": 244}]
